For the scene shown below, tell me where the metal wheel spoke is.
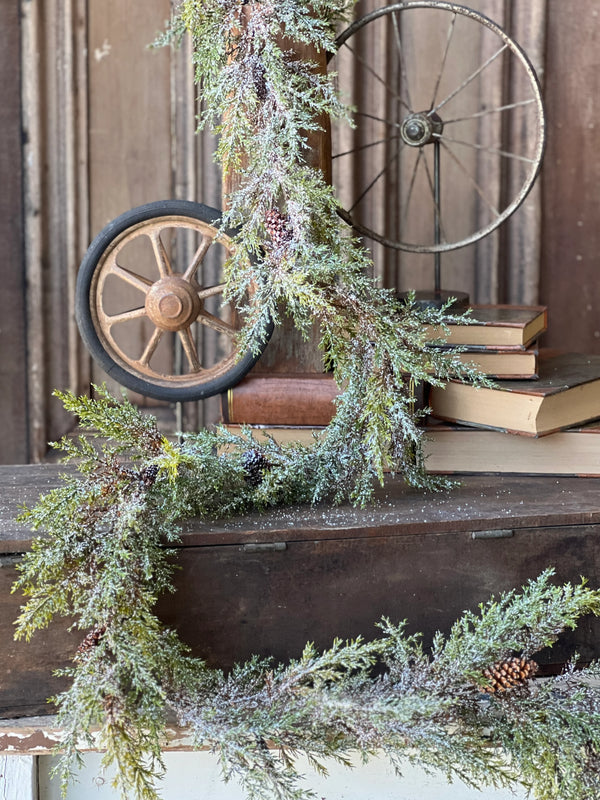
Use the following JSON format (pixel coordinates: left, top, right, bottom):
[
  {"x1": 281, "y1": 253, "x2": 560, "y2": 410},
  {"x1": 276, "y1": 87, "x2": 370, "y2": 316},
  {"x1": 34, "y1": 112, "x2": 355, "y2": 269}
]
[
  {"x1": 342, "y1": 42, "x2": 410, "y2": 113},
  {"x1": 197, "y1": 283, "x2": 226, "y2": 300},
  {"x1": 391, "y1": 11, "x2": 413, "y2": 112},
  {"x1": 101, "y1": 307, "x2": 147, "y2": 328},
  {"x1": 443, "y1": 98, "x2": 536, "y2": 125},
  {"x1": 149, "y1": 229, "x2": 173, "y2": 278},
  {"x1": 108, "y1": 261, "x2": 153, "y2": 294},
  {"x1": 421, "y1": 154, "x2": 449, "y2": 243},
  {"x1": 431, "y1": 44, "x2": 508, "y2": 115},
  {"x1": 435, "y1": 133, "x2": 536, "y2": 164},
  {"x1": 429, "y1": 12, "x2": 458, "y2": 109},
  {"x1": 333, "y1": 133, "x2": 403, "y2": 160},
  {"x1": 439, "y1": 139, "x2": 500, "y2": 218},
  {"x1": 138, "y1": 327, "x2": 164, "y2": 368},
  {"x1": 198, "y1": 310, "x2": 237, "y2": 337},
  {"x1": 354, "y1": 111, "x2": 402, "y2": 129},
  {"x1": 183, "y1": 235, "x2": 214, "y2": 281},
  {"x1": 402, "y1": 149, "x2": 425, "y2": 228},
  {"x1": 178, "y1": 328, "x2": 202, "y2": 372},
  {"x1": 349, "y1": 147, "x2": 401, "y2": 214}
]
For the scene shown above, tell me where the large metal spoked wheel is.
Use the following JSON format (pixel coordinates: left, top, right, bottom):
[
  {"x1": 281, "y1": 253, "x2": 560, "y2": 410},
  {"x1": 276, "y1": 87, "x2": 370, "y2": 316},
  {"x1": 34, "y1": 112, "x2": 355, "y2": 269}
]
[
  {"x1": 76, "y1": 200, "x2": 272, "y2": 402},
  {"x1": 332, "y1": 1, "x2": 546, "y2": 253}
]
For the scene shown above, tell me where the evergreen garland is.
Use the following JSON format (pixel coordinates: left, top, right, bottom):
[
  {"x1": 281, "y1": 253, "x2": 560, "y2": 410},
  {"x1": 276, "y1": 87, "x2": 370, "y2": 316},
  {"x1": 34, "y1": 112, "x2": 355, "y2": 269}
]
[
  {"x1": 13, "y1": 4, "x2": 600, "y2": 800},
  {"x1": 155, "y1": 0, "x2": 489, "y2": 506},
  {"x1": 13, "y1": 389, "x2": 600, "y2": 800}
]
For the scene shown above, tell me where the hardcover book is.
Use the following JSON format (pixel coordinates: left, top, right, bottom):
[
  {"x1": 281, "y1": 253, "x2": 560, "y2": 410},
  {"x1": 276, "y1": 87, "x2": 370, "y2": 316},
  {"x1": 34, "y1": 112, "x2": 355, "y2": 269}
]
[
  {"x1": 221, "y1": 373, "x2": 338, "y2": 426},
  {"x1": 429, "y1": 353, "x2": 600, "y2": 436},
  {"x1": 449, "y1": 344, "x2": 538, "y2": 379},
  {"x1": 423, "y1": 419, "x2": 600, "y2": 476},
  {"x1": 426, "y1": 304, "x2": 547, "y2": 349}
]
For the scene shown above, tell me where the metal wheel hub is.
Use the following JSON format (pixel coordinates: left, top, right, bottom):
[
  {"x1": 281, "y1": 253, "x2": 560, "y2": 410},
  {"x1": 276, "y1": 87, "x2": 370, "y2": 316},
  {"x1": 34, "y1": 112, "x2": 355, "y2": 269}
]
[
  {"x1": 145, "y1": 276, "x2": 201, "y2": 331},
  {"x1": 400, "y1": 111, "x2": 444, "y2": 147}
]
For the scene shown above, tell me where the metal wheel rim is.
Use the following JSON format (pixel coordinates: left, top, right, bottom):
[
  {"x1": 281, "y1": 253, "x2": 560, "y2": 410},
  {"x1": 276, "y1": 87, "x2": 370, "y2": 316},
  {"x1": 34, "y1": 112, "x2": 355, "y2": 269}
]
[{"x1": 332, "y1": 1, "x2": 546, "y2": 253}]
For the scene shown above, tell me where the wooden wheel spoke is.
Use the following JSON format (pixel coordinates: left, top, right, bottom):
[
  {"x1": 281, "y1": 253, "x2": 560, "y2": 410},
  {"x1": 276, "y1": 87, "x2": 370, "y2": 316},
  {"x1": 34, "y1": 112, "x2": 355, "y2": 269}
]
[
  {"x1": 138, "y1": 327, "x2": 164, "y2": 368},
  {"x1": 178, "y1": 328, "x2": 202, "y2": 372},
  {"x1": 196, "y1": 283, "x2": 226, "y2": 300},
  {"x1": 108, "y1": 260, "x2": 153, "y2": 294},
  {"x1": 183, "y1": 235, "x2": 215, "y2": 281},
  {"x1": 100, "y1": 306, "x2": 147, "y2": 328},
  {"x1": 198, "y1": 310, "x2": 237, "y2": 337},
  {"x1": 149, "y1": 229, "x2": 173, "y2": 278}
]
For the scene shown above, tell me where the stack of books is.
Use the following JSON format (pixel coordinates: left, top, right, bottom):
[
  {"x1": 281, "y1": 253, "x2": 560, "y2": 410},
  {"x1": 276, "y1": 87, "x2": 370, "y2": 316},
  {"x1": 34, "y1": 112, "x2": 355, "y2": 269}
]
[
  {"x1": 221, "y1": 305, "x2": 600, "y2": 477},
  {"x1": 426, "y1": 305, "x2": 600, "y2": 475}
]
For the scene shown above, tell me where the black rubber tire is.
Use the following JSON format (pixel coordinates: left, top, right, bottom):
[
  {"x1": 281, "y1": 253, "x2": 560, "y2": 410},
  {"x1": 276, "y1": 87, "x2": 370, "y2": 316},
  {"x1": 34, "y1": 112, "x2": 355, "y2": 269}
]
[{"x1": 75, "y1": 200, "x2": 272, "y2": 402}]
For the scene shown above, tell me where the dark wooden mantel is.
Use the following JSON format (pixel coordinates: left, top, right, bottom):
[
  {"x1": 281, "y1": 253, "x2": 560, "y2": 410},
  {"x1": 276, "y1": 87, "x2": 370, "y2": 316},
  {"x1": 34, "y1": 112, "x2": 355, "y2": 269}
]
[{"x1": 2, "y1": 465, "x2": 600, "y2": 721}]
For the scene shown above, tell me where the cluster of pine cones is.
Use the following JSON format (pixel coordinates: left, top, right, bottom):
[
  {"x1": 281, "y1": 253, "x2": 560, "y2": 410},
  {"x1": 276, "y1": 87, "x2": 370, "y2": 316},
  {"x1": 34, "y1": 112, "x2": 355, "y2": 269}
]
[{"x1": 481, "y1": 656, "x2": 538, "y2": 693}]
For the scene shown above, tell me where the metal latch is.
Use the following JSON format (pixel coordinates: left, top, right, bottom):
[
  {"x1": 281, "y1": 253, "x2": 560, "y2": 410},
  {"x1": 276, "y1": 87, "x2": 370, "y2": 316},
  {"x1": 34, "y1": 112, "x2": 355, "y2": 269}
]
[
  {"x1": 242, "y1": 542, "x2": 287, "y2": 553},
  {"x1": 471, "y1": 529, "x2": 515, "y2": 540}
]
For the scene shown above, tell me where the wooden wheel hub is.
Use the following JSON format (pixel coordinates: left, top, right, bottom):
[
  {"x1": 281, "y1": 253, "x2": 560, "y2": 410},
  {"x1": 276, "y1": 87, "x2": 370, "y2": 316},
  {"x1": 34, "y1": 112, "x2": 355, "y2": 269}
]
[{"x1": 145, "y1": 276, "x2": 201, "y2": 331}]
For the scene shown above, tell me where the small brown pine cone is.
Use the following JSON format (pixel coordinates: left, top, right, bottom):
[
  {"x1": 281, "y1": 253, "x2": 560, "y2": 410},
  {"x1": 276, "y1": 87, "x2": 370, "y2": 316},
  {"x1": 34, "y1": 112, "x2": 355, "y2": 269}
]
[
  {"x1": 138, "y1": 464, "x2": 159, "y2": 488},
  {"x1": 251, "y1": 59, "x2": 268, "y2": 102},
  {"x1": 74, "y1": 624, "x2": 107, "y2": 661},
  {"x1": 241, "y1": 448, "x2": 272, "y2": 488},
  {"x1": 265, "y1": 209, "x2": 293, "y2": 248},
  {"x1": 481, "y1": 656, "x2": 538, "y2": 694}
]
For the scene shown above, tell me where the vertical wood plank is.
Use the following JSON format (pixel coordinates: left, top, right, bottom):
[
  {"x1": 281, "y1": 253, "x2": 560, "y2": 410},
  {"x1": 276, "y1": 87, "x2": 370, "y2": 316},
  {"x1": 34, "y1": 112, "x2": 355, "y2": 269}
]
[
  {"x1": 87, "y1": 0, "x2": 173, "y2": 400},
  {"x1": 0, "y1": 756, "x2": 36, "y2": 800},
  {"x1": 0, "y1": 0, "x2": 29, "y2": 463},
  {"x1": 540, "y1": 1, "x2": 600, "y2": 352}
]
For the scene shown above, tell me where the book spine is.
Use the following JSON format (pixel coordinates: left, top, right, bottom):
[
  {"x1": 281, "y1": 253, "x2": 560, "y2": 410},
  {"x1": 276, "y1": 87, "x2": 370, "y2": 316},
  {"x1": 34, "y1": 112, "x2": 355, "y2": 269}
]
[{"x1": 222, "y1": 375, "x2": 339, "y2": 425}]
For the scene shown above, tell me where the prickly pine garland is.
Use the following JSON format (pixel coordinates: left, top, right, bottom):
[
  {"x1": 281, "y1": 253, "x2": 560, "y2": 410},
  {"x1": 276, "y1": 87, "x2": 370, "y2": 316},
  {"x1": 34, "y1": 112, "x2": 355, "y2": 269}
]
[
  {"x1": 13, "y1": 394, "x2": 600, "y2": 799},
  {"x1": 156, "y1": 0, "x2": 491, "y2": 505}
]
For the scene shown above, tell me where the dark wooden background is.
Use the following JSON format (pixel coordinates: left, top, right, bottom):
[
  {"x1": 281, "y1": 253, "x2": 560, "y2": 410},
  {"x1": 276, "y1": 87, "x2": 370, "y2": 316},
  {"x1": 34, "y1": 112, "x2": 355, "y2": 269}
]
[{"x1": 2, "y1": 0, "x2": 600, "y2": 463}]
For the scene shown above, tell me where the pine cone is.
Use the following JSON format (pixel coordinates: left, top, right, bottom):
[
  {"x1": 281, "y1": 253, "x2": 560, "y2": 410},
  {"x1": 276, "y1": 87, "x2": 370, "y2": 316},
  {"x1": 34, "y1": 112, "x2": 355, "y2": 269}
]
[
  {"x1": 265, "y1": 209, "x2": 293, "y2": 248},
  {"x1": 241, "y1": 448, "x2": 272, "y2": 487},
  {"x1": 481, "y1": 656, "x2": 538, "y2": 693},
  {"x1": 251, "y1": 58, "x2": 268, "y2": 102},
  {"x1": 138, "y1": 464, "x2": 159, "y2": 488},
  {"x1": 75, "y1": 624, "x2": 107, "y2": 661}
]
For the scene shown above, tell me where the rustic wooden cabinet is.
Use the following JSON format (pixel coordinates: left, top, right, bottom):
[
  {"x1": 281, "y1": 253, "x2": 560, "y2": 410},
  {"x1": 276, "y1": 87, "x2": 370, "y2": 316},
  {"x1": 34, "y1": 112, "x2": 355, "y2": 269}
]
[{"x1": 2, "y1": 466, "x2": 600, "y2": 720}]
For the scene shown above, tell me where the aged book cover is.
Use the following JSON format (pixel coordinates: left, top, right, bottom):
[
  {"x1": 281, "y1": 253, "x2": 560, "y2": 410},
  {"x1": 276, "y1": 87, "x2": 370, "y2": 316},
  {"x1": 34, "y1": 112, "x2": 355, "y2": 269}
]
[
  {"x1": 423, "y1": 419, "x2": 600, "y2": 476},
  {"x1": 429, "y1": 353, "x2": 600, "y2": 436},
  {"x1": 221, "y1": 373, "x2": 338, "y2": 426},
  {"x1": 426, "y1": 304, "x2": 547, "y2": 348}
]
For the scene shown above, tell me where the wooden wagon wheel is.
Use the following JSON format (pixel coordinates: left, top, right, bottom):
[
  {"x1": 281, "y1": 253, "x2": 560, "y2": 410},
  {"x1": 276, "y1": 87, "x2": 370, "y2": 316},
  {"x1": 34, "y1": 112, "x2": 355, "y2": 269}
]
[{"x1": 75, "y1": 200, "x2": 272, "y2": 402}]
